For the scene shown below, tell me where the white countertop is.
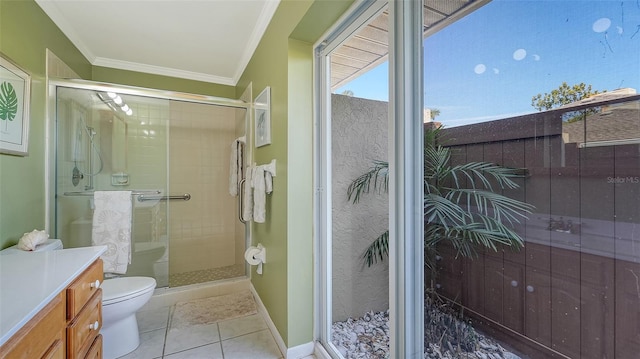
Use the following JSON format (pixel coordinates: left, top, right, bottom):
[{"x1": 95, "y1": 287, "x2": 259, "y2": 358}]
[{"x1": 0, "y1": 246, "x2": 106, "y2": 346}]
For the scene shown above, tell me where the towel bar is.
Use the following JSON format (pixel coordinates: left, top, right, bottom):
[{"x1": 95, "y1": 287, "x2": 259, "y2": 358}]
[{"x1": 137, "y1": 193, "x2": 191, "y2": 202}]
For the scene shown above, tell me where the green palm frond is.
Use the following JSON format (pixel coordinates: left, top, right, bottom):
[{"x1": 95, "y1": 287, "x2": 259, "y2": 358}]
[
  {"x1": 447, "y1": 161, "x2": 522, "y2": 191},
  {"x1": 348, "y1": 129, "x2": 534, "y2": 267},
  {"x1": 347, "y1": 160, "x2": 389, "y2": 204},
  {"x1": 445, "y1": 188, "x2": 533, "y2": 225},
  {"x1": 362, "y1": 230, "x2": 389, "y2": 267}
]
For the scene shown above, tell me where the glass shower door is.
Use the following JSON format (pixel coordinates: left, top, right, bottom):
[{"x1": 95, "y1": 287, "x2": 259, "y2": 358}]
[{"x1": 55, "y1": 86, "x2": 171, "y2": 287}]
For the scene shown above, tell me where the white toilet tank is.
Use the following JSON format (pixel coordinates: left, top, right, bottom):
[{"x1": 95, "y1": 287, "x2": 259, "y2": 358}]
[{"x1": 0, "y1": 239, "x2": 63, "y2": 255}]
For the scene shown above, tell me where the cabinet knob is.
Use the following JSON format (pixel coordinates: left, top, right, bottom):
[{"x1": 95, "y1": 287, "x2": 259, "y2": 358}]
[
  {"x1": 90, "y1": 280, "x2": 101, "y2": 289},
  {"x1": 526, "y1": 285, "x2": 534, "y2": 293},
  {"x1": 511, "y1": 280, "x2": 518, "y2": 287},
  {"x1": 89, "y1": 321, "x2": 100, "y2": 331}
]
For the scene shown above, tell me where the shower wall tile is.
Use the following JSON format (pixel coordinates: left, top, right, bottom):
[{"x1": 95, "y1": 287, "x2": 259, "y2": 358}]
[{"x1": 168, "y1": 103, "x2": 239, "y2": 275}]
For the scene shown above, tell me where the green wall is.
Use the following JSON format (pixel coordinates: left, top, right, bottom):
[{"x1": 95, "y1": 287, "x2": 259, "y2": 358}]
[
  {"x1": 237, "y1": 0, "x2": 353, "y2": 347},
  {"x1": 1, "y1": 0, "x2": 354, "y2": 349},
  {"x1": 0, "y1": 0, "x2": 91, "y2": 249}
]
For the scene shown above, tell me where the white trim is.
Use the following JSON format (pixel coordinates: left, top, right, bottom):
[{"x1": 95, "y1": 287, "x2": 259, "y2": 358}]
[
  {"x1": 34, "y1": 0, "x2": 97, "y2": 64},
  {"x1": 316, "y1": 0, "x2": 388, "y2": 57},
  {"x1": 388, "y1": 1, "x2": 424, "y2": 357},
  {"x1": 313, "y1": 1, "x2": 388, "y2": 358},
  {"x1": 287, "y1": 342, "x2": 315, "y2": 359},
  {"x1": 250, "y1": 284, "x2": 287, "y2": 357},
  {"x1": 313, "y1": 341, "x2": 333, "y2": 359},
  {"x1": 92, "y1": 57, "x2": 236, "y2": 86},
  {"x1": 250, "y1": 284, "x2": 315, "y2": 358},
  {"x1": 232, "y1": 0, "x2": 281, "y2": 84}
]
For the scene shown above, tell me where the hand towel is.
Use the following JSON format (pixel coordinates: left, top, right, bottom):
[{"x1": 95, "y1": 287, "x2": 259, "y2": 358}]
[
  {"x1": 229, "y1": 139, "x2": 243, "y2": 197},
  {"x1": 242, "y1": 166, "x2": 254, "y2": 222},
  {"x1": 253, "y1": 166, "x2": 266, "y2": 223},
  {"x1": 92, "y1": 191, "x2": 132, "y2": 274},
  {"x1": 265, "y1": 171, "x2": 273, "y2": 194}
]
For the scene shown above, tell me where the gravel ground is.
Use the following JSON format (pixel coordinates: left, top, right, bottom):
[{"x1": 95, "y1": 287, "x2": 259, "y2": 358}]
[{"x1": 331, "y1": 305, "x2": 523, "y2": 359}]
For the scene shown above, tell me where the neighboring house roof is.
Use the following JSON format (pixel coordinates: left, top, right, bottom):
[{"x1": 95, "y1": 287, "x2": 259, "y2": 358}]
[{"x1": 563, "y1": 107, "x2": 640, "y2": 145}]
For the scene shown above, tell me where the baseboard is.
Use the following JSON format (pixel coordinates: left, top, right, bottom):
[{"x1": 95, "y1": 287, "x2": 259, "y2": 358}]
[
  {"x1": 287, "y1": 342, "x2": 315, "y2": 358},
  {"x1": 249, "y1": 284, "x2": 316, "y2": 358},
  {"x1": 313, "y1": 341, "x2": 332, "y2": 359}
]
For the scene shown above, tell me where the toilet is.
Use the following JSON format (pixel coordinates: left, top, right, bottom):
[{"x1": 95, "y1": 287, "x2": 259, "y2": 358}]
[
  {"x1": 0, "y1": 239, "x2": 156, "y2": 359},
  {"x1": 101, "y1": 276, "x2": 156, "y2": 359}
]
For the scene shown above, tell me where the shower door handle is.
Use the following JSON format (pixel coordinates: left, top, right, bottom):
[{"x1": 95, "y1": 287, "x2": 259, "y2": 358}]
[{"x1": 238, "y1": 178, "x2": 246, "y2": 224}]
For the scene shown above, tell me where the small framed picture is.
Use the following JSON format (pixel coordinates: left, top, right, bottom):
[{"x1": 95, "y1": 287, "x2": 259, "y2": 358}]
[
  {"x1": 255, "y1": 86, "x2": 271, "y2": 148},
  {"x1": 0, "y1": 53, "x2": 31, "y2": 156}
]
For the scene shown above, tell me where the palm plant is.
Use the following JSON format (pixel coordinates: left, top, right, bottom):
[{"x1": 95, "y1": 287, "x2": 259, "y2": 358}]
[{"x1": 347, "y1": 130, "x2": 533, "y2": 268}]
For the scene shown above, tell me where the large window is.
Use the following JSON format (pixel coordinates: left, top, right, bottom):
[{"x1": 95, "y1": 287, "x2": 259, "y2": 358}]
[{"x1": 321, "y1": 1, "x2": 639, "y2": 358}]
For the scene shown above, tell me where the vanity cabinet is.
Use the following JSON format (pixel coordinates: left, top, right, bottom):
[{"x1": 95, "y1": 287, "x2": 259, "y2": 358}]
[
  {"x1": 0, "y1": 259, "x2": 103, "y2": 359},
  {"x1": 67, "y1": 259, "x2": 103, "y2": 359},
  {"x1": 0, "y1": 293, "x2": 66, "y2": 359}
]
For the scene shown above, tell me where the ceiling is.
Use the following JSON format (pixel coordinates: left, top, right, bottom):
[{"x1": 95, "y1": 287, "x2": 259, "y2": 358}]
[
  {"x1": 35, "y1": 0, "x2": 487, "y2": 89},
  {"x1": 331, "y1": 0, "x2": 489, "y2": 90},
  {"x1": 35, "y1": 0, "x2": 280, "y2": 86}
]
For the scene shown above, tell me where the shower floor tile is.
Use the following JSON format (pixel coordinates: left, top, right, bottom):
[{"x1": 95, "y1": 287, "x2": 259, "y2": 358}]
[{"x1": 169, "y1": 264, "x2": 245, "y2": 287}]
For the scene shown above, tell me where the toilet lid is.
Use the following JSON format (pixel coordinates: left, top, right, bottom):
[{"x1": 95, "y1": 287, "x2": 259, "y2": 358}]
[{"x1": 102, "y1": 277, "x2": 156, "y2": 305}]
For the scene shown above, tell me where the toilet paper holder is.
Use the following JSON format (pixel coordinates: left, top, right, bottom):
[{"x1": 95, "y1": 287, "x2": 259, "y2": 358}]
[{"x1": 245, "y1": 244, "x2": 266, "y2": 274}]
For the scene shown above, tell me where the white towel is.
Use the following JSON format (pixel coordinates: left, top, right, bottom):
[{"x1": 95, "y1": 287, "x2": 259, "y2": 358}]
[
  {"x1": 242, "y1": 166, "x2": 254, "y2": 222},
  {"x1": 229, "y1": 139, "x2": 243, "y2": 197},
  {"x1": 265, "y1": 171, "x2": 273, "y2": 194},
  {"x1": 253, "y1": 166, "x2": 266, "y2": 223},
  {"x1": 92, "y1": 191, "x2": 132, "y2": 274}
]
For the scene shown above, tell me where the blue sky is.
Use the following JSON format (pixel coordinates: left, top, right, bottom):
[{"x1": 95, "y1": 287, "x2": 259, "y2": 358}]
[{"x1": 335, "y1": 0, "x2": 640, "y2": 127}]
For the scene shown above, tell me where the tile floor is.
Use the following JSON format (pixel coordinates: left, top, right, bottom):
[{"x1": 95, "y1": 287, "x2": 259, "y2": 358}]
[{"x1": 119, "y1": 291, "x2": 316, "y2": 359}]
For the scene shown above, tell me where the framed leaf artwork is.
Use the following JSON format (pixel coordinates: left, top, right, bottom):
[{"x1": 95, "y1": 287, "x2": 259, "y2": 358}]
[
  {"x1": 255, "y1": 86, "x2": 271, "y2": 148},
  {"x1": 0, "y1": 53, "x2": 31, "y2": 156}
]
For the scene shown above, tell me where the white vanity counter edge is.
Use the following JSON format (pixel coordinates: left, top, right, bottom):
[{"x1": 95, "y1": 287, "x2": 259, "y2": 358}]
[{"x1": 0, "y1": 245, "x2": 107, "y2": 346}]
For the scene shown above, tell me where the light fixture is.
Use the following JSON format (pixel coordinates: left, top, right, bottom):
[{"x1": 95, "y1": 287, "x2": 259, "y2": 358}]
[{"x1": 97, "y1": 91, "x2": 133, "y2": 116}]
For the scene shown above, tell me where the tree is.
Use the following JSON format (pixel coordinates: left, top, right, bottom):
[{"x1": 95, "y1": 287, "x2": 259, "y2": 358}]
[
  {"x1": 347, "y1": 129, "x2": 533, "y2": 268},
  {"x1": 531, "y1": 82, "x2": 603, "y2": 112},
  {"x1": 429, "y1": 108, "x2": 441, "y2": 120}
]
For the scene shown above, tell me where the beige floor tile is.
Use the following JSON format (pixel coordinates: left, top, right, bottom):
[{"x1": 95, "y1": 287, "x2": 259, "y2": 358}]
[
  {"x1": 163, "y1": 343, "x2": 224, "y2": 359},
  {"x1": 221, "y1": 329, "x2": 282, "y2": 359},
  {"x1": 137, "y1": 306, "x2": 171, "y2": 333},
  {"x1": 117, "y1": 328, "x2": 166, "y2": 359},
  {"x1": 218, "y1": 313, "x2": 267, "y2": 340},
  {"x1": 164, "y1": 323, "x2": 220, "y2": 355}
]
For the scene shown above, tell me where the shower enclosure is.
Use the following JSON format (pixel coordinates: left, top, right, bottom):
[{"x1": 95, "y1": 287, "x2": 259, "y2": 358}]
[{"x1": 51, "y1": 80, "x2": 249, "y2": 288}]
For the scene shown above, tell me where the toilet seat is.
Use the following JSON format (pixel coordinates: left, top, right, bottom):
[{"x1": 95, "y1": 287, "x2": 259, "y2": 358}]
[{"x1": 102, "y1": 277, "x2": 156, "y2": 305}]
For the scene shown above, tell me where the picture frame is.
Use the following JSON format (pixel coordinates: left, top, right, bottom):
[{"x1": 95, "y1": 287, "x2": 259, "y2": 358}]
[
  {"x1": 254, "y1": 86, "x2": 271, "y2": 148},
  {"x1": 0, "y1": 53, "x2": 31, "y2": 156}
]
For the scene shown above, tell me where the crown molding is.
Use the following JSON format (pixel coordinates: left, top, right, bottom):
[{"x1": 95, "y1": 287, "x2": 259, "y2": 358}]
[{"x1": 93, "y1": 57, "x2": 236, "y2": 86}]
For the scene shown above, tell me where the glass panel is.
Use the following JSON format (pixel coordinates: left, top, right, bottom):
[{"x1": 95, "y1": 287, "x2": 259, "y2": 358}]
[
  {"x1": 421, "y1": 1, "x2": 640, "y2": 358},
  {"x1": 55, "y1": 85, "x2": 248, "y2": 289},
  {"x1": 55, "y1": 86, "x2": 170, "y2": 286},
  {"x1": 329, "y1": 8, "x2": 391, "y2": 358},
  {"x1": 167, "y1": 101, "x2": 247, "y2": 286}
]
